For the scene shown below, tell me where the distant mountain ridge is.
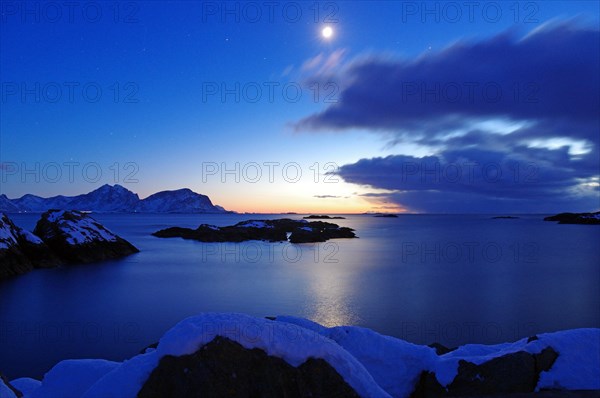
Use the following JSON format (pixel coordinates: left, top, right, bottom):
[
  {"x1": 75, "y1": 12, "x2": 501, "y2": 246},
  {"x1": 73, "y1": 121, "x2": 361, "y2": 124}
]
[{"x1": 0, "y1": 185, "x2": 229, "y2": 214}]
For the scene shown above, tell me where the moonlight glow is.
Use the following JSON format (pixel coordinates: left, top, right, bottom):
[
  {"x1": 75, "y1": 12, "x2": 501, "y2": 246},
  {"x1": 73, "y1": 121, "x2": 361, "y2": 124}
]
[{"x1": 322, "y1": 26, "x2": 333, "y2": 39}]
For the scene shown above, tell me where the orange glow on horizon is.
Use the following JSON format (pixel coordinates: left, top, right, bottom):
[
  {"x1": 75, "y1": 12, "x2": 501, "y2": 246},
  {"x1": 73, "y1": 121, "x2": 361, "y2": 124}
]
[{"x1": 213, "y1": 195, "x2": 407, "y2": 214}]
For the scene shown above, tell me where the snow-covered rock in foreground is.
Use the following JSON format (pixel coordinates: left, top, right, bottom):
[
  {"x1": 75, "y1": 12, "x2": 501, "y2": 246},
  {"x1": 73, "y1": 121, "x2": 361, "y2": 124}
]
[
  {"x1": 33, "y1": 210, "x2": 139, "y2": 264},
  {"x1": 28, "y1": 360, "x2": 119, "y2": 398},
  {"x1": 0, "y1": 374, "x2": 19, "y2": 398},
  {"x1": 8, "y1": 314, "x2": 600, "y2": 398},
  {"x1": 276, "y1": 316, "x2": 600, "y2": 396},
  {"x1": 8, "y1": 378, "x2": 41, "y2": 396},
  {"x1": 0, "y1": 213, "x2": 61, "y2": 279},
  {"x1": 9, "y1": 314, "x2": 386, "y2": 398},
  {"x1": 271, "y1": 315, "x2": 439, "y2": 397},
  {"x1": 81, "y1": 313, "x2": 388, "y2": 398}
]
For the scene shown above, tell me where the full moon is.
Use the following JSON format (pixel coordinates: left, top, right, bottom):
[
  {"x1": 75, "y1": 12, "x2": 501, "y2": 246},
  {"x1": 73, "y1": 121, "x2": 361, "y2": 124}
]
[{"x1": 322, "y1": 26, "x2": 333, "y2": 39}]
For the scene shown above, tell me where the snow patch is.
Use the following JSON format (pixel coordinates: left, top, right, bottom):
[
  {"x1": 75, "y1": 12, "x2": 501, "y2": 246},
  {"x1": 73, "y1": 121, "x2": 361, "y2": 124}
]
[
  {"x1": 0, "y1": 378, "x2": 17, "y2": 398},
  {"x1": 236, "y1": 221, "x2": 274, "y2": 229},
  {"x1": 30, "y1": 359, "x2": 119, "y2": 398},
  {"x1": 581, "y1": 213, "x2": 600, "y2": 220},
  {"x1": 328, "y1": 326, "x2": 438, "y2": 397},
  {"x1": 536, "y1": 328, "x2": 600, "y2": 390},
  {"x1": 45, "y1": 211, "x2": 119, "y2": 245},
  {"x1": 9, "y1": 378, "x2": 41, "y2": 397},
  {"x1": 0, "y1": 222, "x2": 18, "y2": 249},
  {"x1": 0, "y1": 213, "x2": 43, "y2": 249},
  {"x1": 46, "y1": 210, "x2": 66, "y2": 223},
  {"x1": 19, "y1": 229, "x2": 44, "y2": 245},
  {"x1": 199, "y1": 224, "x2": 220, "y2": 230}
]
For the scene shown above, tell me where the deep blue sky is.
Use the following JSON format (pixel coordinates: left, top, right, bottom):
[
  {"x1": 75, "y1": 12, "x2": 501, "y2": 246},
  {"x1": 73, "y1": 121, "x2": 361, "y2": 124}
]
[{"x1": 1, "y1": 1, "x2": 599, "y2": 213}]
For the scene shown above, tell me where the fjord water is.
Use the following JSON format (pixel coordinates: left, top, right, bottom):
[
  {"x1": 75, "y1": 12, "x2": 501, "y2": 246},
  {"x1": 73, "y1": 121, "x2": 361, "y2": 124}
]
[{"x1": 1, "y1": 214, "x2": 599, "y2": 379}]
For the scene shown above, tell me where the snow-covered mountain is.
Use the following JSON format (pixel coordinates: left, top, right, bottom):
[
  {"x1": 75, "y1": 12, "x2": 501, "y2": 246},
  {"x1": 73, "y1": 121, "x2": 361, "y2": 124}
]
[
  {"x1": 15, "y1": 194, "x2": 83, "y2": 212},
  {"x1": 0, "y1": 195, "x2": 21, "y2": 213},
  {"x1": 135, "y1": 188, "x2": 218, "y2": 213},
  {"x1": 68, "y1": 184, "x2": 140, "y2": 212},
  {"x1": 0, "y1": 185, "x2": 228, "y2": 213}
]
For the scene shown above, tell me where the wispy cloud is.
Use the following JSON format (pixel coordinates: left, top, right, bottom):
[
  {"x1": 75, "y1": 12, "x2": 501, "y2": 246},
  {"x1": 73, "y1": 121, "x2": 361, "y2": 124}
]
[
  {"x1": 301, "y1": 49, "x2": 348, "y2": 76},
  {"x1": 313, "y1": 194, "x2": 349, "y2": 199}
]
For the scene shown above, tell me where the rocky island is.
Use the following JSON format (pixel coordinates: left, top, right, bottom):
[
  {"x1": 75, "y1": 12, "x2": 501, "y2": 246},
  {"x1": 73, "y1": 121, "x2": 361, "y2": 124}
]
[
  {"x1": 0, "y1": 210, "x2": 138, "y2": 279},
  {"x1": 0, "y1": 213, "x2": 61, "y2": 279},
  {"x1": 544, "y1": 212, "x2": 600, "y2": 225},
  {"x1": 34, "y1": 210, "x2": 139, "y2": 264},
  {"x1": 153, "y1": 219, "x2": 357, "y2": 244}
]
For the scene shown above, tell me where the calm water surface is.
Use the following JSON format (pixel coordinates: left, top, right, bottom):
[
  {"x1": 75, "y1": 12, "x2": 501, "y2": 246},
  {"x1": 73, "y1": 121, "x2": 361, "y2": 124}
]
[{"x1": 1, "y1": 214, "x2": 599, "y2": 378}]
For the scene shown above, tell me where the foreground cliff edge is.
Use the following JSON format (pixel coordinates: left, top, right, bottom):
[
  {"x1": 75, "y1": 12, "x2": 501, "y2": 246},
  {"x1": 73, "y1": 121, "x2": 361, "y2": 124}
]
[
  {"x1": 0, "y1": 211, "x2": 138, "y2": 279},
  {"x1": 1, "y1": 313, "x2": 598, "y2": 398}
]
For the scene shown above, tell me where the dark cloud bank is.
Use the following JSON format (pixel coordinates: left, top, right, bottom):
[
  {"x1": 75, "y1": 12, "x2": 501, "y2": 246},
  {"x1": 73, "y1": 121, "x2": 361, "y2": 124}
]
[{"x1": 296, "y1": 22, "x2": 600, "y2": 213}]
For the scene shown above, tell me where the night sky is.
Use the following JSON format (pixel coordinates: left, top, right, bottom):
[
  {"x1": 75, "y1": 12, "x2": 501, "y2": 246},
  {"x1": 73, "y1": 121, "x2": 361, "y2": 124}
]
[{"x1": 1, "y1": 1, "x2": 598, "y2": 213}]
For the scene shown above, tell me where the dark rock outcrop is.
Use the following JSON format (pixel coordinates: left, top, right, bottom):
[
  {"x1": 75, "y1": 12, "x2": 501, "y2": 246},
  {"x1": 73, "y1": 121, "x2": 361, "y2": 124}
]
[
  {"x1": 153, "y1": 223, "x2": 287, "y2": 243},
  {"x1": 410, "y1": 347, "x2": 559, "y2": 397},
  {"x1": 492, "y1": 216, "x2": 520, "y2": 219},
  {"x1": 428, "y1": 343, "x2": 455, "y2": 356},
  {"x1": 137, "y1": 336, "x2": 360, "y2": 398},
  {"x1": 544, "y1": 212, "x2": 600, "y2": 225},
  {"x1": 153, "y1": 219, "x2": 357, "y2": 244},
  {"x1": 374, "y1": 214, "x2": 398, "y2": 218},
  {"x1": 33, "y1": 210, "x2": 139, "y2": 264},
  {"x1": 0, "y1": 213, "x2": 61, "y2": 279}
]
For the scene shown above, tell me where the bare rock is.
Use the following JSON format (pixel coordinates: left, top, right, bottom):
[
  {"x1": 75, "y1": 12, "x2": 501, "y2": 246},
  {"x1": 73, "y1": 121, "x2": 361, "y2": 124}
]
[
  {"x1": 0, "y1": 213, "x2": 61, "y2": 279},
  {"x1": 34, "y1": 210, "x2": 138, "y2": 264},
  {"x1": 138, "y1": 336, "x2": 360, "y2": 398}
]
